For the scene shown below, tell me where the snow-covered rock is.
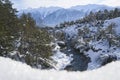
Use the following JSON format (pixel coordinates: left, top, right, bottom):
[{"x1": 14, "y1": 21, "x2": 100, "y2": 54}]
[
  {"x1": 51, "y1": 51, "x2": 73, "y2": 70},
  {"x1": 50, "y1": 42, "x2": 73, "y2": 70}
]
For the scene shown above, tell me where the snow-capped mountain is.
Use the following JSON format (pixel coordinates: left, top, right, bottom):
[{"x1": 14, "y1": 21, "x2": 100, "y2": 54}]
[
  {"x1": 18, "y1": 7, "x2": 62, "y2": 26},
  {"x1": 43, "y1": 9, "x2": 85, "y2": 27},
  {"x1": 19, "y1": 7, "x2": 62, "y2": 19},
  {"x1": 18, "y1": 4, "x2": 115, "y2": 27},
  {"x1": 71, "y1": 4, "x2": 113, "y2": 13}
]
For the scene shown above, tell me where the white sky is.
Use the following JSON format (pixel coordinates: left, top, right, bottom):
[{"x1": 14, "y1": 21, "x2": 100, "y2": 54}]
[{"x1": 10, "y1": 0, "x2": 120, "y2": 10}]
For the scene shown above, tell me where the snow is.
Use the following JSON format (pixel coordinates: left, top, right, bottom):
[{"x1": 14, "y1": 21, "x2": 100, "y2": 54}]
[
  {"x1": 0, "y1": 57, "x2": 120, "y2": 80},
  {"x1": 9, "y1": 51, "x2": 17, "y2": 56},
  {"x1": 64, "y1": 25, "x2": 78, "y2": 39},
  {"x1": 85, "y1": 50, "x2": 101, "y2": 70},
  {"x1": 51, "y1": 42, "x2": 73, "y2": 70},
  {"x1": 104, "y1": 17, "x2": 120, "y2": 34},
  {"x1": 75, "y1": 17, "x2": 120, "y2": 70},
  {"x1": 86, "y1": 48, "x2": 120, "y2": 70},
  {"x1": 51, "y1": 51, "x2": 73, "y2": 70},
  {"x1": 85, "y1": 40, "x2": 120, "y2": 70}
]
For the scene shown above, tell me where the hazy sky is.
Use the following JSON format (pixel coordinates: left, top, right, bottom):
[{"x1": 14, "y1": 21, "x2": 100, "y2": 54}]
[{"x1": 10, "y1": 0, "x2": 120, "y2": 10}]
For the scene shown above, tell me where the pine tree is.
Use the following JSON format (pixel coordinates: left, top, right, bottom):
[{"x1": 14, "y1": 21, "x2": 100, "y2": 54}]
[
  {"x1": 0, "y1": 0, "x2": 18, "y2": 56},
  {"x1": 18, "y1": 13, "x2": 52, "y2": 67},
  {"x1": 105, "y1": 23, "x2": 117, "y2": 47}
]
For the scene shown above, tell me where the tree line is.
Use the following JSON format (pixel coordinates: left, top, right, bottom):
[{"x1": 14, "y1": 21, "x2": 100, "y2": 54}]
[{"x1": 57, "y1": 8, "x2": 120, "y2": 28}]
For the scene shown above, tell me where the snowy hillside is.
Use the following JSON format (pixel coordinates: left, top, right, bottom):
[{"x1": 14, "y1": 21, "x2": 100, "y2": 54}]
[
  {"x1": 86, "y1": 17, "x2": 120, "y2": 69},
  {"x1": 0, "y1": 57, "x2": 120, "y2": 80},
  {"x1": 18, "y1": 4, "x2": 114, "y2": 27},
  {"x1": 104, "y1": 17, "x2": 120, "y2": 35},
  {"x1": 50, "y1": 15, "x2": 120, "y2": 70}
]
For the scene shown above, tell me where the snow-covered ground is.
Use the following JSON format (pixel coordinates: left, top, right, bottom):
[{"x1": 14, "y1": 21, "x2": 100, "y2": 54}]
[
  {"x1": 104, "y1": 17, "x2": 120, "y2": 35},
  {"x1": 51, "y1": 50, "x2": 73, "y2": 70},
  {"x1": 85, "y1": 40, "x2": 120, "y2": 70},
  {"x1": 0, "y1": 57, "x2": 120, "y2": 80},
  {"x1": 50, "y1": 42, "x2": 73, "y2": 70},
  {"x1": 86, "y1": 17, "x2": 120, "y2": 69},
  {"x1": 85, "y1": 48, "x2": 120, "y2": 70}
]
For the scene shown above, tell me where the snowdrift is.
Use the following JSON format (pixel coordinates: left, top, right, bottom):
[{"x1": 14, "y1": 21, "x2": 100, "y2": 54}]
[{"x1": 0, "y1": 57, "x2": 120, "y2": 80}]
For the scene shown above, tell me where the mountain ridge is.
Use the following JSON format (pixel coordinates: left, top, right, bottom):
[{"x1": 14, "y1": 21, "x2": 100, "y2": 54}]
[{"x1": 18, "y1": 4, "x2": 116, "y2": 27}]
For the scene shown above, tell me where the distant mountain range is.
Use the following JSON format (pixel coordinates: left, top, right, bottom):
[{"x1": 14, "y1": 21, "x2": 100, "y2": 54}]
[{"x1": 18, "y1": 4, "x2": 116, "y2": 27}]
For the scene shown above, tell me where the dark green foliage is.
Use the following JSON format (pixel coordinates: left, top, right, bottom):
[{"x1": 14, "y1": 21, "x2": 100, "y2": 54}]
[
  {"x1": 17, "y1": 13, "x2": 52, "y2": 67},
  {"x1": 54, "y1": 30, "x2": 65, "y2": 41},
  {"x1": 83, "y1": 8, "x2": 120, "y2": 22},
  {"x1": 0, "y1": 0, "x2": 52, "y2": 68},
  {"x1": 0, "y1": 0, "x2": 18, "y2": 56}
]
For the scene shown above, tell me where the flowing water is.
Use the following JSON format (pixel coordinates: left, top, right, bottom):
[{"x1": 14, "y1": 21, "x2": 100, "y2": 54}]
[{"x1": 61, "y1": 38, "x2": 90, "y2": 71}]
